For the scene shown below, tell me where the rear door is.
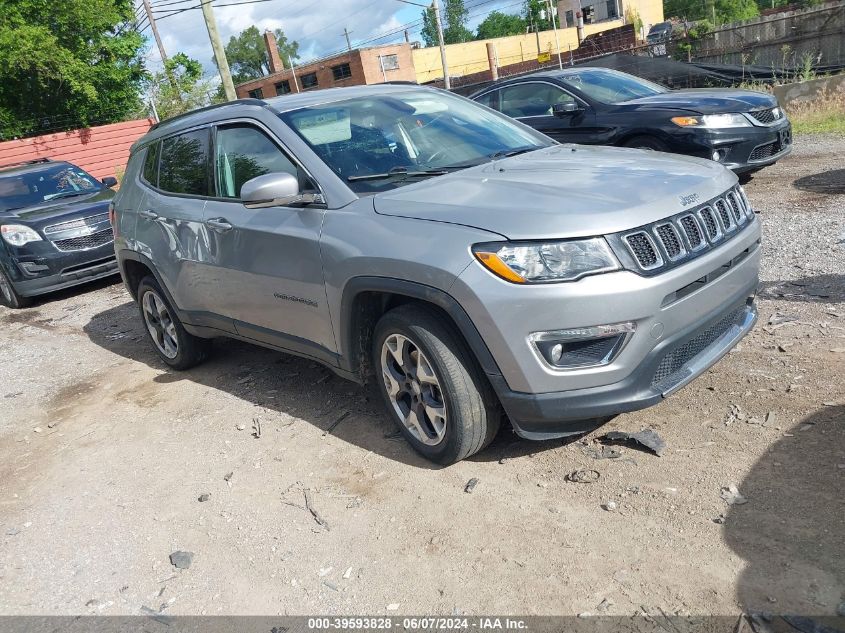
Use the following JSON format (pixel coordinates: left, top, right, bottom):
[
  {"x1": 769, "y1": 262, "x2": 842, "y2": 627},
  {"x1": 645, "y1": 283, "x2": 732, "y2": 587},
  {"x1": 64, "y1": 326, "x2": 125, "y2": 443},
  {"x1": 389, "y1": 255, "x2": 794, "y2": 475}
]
[
  {"x1": 198, "y1": 121, "x2": 336, "y2": 363},
  {"x1": 134, "y1": 127, "x2": 214, "y2": 316},
  {"x1": 497, "y1": 81, "x2": 599, "y2": 144}
]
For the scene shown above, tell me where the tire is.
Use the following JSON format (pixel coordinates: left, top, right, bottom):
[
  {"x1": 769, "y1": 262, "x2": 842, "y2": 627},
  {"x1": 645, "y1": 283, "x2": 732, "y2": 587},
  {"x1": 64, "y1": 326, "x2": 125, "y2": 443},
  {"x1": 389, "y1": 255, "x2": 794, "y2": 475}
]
[
  {"x1": 137, "y1": 275, "x2": 211, "y2": 370},
  {"x1": 623, "y1": 135, "x2": 670, "y2": 152},
  {"x1": 0, "y1": 266, "x2": 31, "y2": 309},
  {"x1": 372, "y1": 303, "x2": 500, "y2": 465}
]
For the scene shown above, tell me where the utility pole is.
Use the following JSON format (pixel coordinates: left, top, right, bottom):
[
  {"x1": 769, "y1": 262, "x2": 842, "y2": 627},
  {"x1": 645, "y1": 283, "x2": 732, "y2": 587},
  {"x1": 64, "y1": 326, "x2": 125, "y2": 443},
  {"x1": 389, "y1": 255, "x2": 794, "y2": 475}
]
[
  {"x1": 142, "y1": 0, "x2": 169, "y2": 65},
  {"x1": 343, "y1": 27, "x2": 352, "y2": 51},
  {"x1": 200, "y1": 0, "x2": 236, "y2": 101},
  {"x1": 289, "y1": 56, "x2": 300, "y2": 93},
  {"x1": 432, "y1": 0, "x2": 450, "y2": 89},
  {"x1": 547, "y1": 0, "x2": 563, "y2": 69}
]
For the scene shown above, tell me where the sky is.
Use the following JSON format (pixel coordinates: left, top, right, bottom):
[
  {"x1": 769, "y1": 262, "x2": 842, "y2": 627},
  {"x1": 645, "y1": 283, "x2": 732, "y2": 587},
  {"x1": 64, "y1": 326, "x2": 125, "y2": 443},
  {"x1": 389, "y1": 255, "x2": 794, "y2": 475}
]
[{"x1": 139, "y1": 0, "x2": 525, "y2": 76}]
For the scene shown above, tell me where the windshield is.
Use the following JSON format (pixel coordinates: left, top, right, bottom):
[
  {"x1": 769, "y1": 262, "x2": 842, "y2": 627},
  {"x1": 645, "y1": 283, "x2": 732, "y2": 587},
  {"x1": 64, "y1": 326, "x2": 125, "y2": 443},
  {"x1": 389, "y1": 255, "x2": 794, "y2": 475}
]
[
  {"x1": 279, "y1": 89, "x2": 551, "y2": 193},
  {"x1": 560, "y1": 69, "x2": 668, "y2": 104},
  {"x1": 0, "y1": 164, "x2": 101, "y2": 212}
]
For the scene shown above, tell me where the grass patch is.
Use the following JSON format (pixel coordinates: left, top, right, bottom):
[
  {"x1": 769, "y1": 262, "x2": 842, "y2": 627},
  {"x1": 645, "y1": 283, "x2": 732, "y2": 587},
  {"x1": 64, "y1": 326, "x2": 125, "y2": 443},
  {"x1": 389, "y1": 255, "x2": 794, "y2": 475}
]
[{"x1": 786, "y1": 89, "x2": 845, "y2": 135}]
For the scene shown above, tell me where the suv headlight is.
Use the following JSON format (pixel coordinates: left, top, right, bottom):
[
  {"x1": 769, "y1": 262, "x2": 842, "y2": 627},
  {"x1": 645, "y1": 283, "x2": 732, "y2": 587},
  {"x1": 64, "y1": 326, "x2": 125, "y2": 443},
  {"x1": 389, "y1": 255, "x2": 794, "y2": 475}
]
[
  {"x1": 1, "y1": 224, "x2": 43, "y2": 247},
  {"x1": 473, "y1": 238, "x2": 620, "y2": 283},
  {"x1": 671, "y1": 114, "x2": 751, "y2": 128}
]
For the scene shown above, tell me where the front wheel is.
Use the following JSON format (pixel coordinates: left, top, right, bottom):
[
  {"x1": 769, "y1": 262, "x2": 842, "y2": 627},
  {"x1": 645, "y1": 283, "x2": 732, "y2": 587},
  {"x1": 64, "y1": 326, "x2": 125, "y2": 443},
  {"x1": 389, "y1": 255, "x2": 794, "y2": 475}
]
[
  {"x1": 623, "y1": 135, "x2": 669, "y2": 152},
  {"x1": 137, "y1": 276, "x2": 211, "y2": 370},
  {"x1": 373, "y1": 304, "x2": 500, "y2": 465},
  {"x1": 0, "y1": 267, "x2": 30, "y2": 309}
]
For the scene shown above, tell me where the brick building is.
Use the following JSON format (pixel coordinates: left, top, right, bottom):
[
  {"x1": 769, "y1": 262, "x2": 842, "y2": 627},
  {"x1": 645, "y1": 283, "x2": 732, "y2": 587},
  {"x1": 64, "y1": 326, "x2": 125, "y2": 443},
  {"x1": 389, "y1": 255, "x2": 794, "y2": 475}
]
[{"x1": 235, "y1": 32, "x2": 417, "y2": 99}]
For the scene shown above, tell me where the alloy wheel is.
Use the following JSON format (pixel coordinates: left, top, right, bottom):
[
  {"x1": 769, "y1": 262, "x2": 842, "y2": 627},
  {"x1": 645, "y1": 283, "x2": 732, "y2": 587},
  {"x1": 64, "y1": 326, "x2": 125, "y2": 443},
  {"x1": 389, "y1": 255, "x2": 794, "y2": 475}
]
[
  {"x1": 142, "y1": 290, "x2": 179, "y2": 359},
  {"x1": 381, "y1": 333, "x2": 448, "y2": 446}
]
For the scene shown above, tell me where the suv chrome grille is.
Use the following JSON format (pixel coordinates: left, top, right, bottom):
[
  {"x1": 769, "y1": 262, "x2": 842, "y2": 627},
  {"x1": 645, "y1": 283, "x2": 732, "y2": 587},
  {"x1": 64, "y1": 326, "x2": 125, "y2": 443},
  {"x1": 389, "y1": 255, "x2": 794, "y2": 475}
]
[
  {"x1": 654, "y1": 223, "x2": 684, "y2": 260},
  {"x1": 53, "y1": 227, "x2": 114, "y2": 252},
  {"x1": 624, "y1": 232, "x2": 662, "y2": 270},
  {"x1": 679, "y1": 215, "x2": 704, "y2": 249},
  {"x1": 44, "y1": 212, "x2": 110, "y2": 235},
  {"x1": 614, "y1": 186, "x2": 754, "y2": 274}
]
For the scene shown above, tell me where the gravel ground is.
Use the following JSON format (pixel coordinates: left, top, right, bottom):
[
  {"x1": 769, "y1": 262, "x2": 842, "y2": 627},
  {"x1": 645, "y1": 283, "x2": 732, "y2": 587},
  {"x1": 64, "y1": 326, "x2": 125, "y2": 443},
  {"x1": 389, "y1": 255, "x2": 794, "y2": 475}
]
[{"x1": 0, "y1": 135, "x2": 842, "y2": 617}]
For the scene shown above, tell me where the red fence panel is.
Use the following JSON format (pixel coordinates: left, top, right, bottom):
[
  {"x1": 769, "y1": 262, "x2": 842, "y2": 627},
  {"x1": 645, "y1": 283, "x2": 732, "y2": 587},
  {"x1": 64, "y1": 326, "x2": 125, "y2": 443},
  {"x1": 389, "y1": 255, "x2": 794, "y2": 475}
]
[{"x1": 0, "y1": 119, "x2": 155, "y2": 180}]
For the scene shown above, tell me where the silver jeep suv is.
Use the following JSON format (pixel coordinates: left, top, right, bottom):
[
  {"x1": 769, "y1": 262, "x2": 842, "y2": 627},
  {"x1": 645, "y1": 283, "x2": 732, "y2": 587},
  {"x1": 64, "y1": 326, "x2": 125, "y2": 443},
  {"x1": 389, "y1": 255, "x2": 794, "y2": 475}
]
[{"x1": 113, "y1": 84, "x2": 760, "y2": 464}]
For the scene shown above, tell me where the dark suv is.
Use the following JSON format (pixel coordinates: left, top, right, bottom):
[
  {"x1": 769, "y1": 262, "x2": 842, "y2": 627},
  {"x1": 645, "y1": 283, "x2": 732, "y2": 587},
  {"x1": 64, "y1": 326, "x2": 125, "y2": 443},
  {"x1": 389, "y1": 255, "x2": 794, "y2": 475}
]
[{"x1": 0, "y1": 159, "x2": 120, "y2": 308}]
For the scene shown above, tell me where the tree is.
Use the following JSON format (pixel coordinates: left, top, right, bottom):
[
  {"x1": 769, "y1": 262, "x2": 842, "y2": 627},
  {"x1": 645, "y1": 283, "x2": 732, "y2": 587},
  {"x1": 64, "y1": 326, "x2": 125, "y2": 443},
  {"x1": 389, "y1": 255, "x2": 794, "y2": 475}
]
[
  {"x1": 523, "y1": 0, "x2": 553, "y2": 32},
  {"x1": 664, "y1": 0, "x2": 758, "y2": 24},
  {"x1": 476, "y1": 11, "x2": 527, "y2": 39},
  {"x1": 148, "y1": 53, "x2": 217, "y2": 121},
  {"x1": 220, "y1": 26, "x2": 299, "y2": 84},
  {"x1": 420, "y1": 0, "x2": 473, "y2": 47},
  {"x1": 0, "y1": 0, "x2": 146, "y2": 139}
]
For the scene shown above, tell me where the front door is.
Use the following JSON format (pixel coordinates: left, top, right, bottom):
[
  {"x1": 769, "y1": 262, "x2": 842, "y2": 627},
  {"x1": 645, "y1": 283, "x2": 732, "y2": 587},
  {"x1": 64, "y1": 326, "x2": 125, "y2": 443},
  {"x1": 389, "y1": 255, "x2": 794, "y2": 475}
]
[
  {"x1": 199, "y1": 122, "x2": 336, "y2": 362},
  {"x1": 498, "y1": 82, "x2": 598, "y2": 144}
]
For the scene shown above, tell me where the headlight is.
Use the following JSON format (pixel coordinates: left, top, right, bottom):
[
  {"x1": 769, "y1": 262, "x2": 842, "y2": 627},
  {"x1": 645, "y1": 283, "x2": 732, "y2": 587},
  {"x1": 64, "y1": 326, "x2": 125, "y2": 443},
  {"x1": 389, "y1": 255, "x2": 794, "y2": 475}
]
[
  {"x1": 671, "y1": 114, "x2": 751, "y2": 128},
  {"x1": 473, "y1": 238, "x2": 620, "y2": 283},
  {"x1": 1, "y1": 224, "x2": 43, "y2": 247}
]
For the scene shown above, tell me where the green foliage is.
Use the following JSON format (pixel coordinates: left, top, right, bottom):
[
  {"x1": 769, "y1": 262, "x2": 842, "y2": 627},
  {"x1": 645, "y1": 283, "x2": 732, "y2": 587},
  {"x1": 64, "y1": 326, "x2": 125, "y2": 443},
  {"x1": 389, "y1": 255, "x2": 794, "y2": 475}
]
[
  {"x1": 665, "y1": 0, "x2": 758, "y2": 24},
  {"x1": 625, "y1": 5, "x2": 644, "y2": 32},
  {"x1": 221, "y1": 25, "x2": 299, "y2": 84},
  {"x1": 421, "y1": 0, "x2": 473, "y2": 46},
  {"x1": 523, "y1": 0, "x2": 553, "y2": 31},
  {"x1": 0, "y1": 0, "x2": 146, "y2": 139},
  {"x1": 148, "y1": 53, "x2": 216, "y2": 121},
  {"x1": 476, "y1": 11, "x2": 527, "y2": 39}
]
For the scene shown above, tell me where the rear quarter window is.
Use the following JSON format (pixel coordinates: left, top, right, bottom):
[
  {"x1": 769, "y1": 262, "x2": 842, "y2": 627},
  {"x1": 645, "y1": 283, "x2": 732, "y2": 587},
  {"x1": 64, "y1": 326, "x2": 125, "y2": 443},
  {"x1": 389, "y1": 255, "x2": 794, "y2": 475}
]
[{"x1": 142, "y1": 142, "x2": 160, "y2": 187}]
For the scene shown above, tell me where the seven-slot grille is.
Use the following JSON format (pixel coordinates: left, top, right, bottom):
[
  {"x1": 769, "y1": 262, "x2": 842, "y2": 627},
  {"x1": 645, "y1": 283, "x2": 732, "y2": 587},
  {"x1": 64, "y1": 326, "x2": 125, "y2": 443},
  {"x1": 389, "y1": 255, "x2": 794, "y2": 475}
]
[
  {"x1": 52, "y1": 227, "x2": 114, "y2": 252},
  {"x1": 619, "y1": 186, "x2": 753, "y2": 273}
]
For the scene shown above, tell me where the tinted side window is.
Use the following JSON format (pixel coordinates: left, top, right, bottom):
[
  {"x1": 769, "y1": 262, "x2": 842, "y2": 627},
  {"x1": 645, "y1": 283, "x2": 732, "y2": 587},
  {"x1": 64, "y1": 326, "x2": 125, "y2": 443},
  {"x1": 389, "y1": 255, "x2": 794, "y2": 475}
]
[
  {"x1": 475, "y1": 90, "x2": 500, "y2": 110},
  {"x1": 214, "y1": 124, "x2": 311, "y2": 199},
  {"x1": 159, "y1": 129, "x2": 210, "y2": 196},
  {"x1": 142, "y1": 142, "x2": 160, "y2": 186},
  {"x1": 500, "y1": 83, "x2": 575, "y2": 118}
]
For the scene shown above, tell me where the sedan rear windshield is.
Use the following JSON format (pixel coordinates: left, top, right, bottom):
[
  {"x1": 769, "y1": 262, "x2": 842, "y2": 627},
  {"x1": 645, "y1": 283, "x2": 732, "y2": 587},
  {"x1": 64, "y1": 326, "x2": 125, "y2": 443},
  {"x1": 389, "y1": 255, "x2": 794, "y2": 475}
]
[
  {"x1": 0, "y1": 164, "x2": 101, "y2": 212},
  {"x1": 559, "y1": 69, "x2": 668, "y2": 105},
  {"x1": 279, "y1": 90, "x2": 550, "y2": 193}
]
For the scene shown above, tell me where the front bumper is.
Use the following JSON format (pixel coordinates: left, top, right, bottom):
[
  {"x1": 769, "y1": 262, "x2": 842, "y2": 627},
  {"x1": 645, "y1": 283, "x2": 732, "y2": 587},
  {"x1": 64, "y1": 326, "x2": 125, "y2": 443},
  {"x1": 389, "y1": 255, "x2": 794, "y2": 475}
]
[
  {"x1": 676, "y1": 120, "x2": 793, "y2": 174},
  {"x1": 2, "y1": 239, "x2": 118, "y2": 298},
  {"x1": 450, "y1": 218, "x2": 761, "y2": 439}
]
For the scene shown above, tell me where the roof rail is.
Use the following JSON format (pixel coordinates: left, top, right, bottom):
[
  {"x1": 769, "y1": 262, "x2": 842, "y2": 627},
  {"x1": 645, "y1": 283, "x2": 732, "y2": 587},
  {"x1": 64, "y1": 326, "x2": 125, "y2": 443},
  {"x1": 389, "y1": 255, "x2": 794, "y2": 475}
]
[
  {"x1": 0, "y1": 157, "x2": 53, "y2": 171},
  {"x1": 149, "y1": 98, "x2": 267, "y2": 131}
]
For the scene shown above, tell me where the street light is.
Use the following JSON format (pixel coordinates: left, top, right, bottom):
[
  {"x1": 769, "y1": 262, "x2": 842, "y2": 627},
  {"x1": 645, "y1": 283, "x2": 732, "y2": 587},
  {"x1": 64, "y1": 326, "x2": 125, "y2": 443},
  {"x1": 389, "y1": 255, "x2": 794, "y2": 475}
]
[{"x1": 393, "y1": 0, "x2": 450, "y2": 89}]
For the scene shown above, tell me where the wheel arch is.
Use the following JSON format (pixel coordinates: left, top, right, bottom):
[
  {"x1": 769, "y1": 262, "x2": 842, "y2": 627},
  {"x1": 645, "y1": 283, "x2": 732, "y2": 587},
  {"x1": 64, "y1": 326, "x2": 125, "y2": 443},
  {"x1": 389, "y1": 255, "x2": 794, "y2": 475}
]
[{"x1": 338, "y1": 277, "x2": 503, "y2": 382}]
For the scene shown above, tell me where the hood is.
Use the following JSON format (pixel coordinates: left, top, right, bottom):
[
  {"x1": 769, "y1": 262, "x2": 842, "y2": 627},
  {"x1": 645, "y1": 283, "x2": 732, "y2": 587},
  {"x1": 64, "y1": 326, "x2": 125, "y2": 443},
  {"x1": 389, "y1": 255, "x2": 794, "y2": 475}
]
[
  {"x1": 373, "y1": 145, "x2": 736, "y2": 240},
  {"x1": 619, "y1": 88, "x2": 777, "y2": 114},
  {"x1": 0, "y1": 188, "x2": 113, "y2": 225}
]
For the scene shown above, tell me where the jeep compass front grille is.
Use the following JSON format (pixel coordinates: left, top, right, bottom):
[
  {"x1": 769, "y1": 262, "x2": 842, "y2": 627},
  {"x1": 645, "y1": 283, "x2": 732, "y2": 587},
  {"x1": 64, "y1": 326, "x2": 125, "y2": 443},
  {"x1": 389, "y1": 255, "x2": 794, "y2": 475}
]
[{"x1": 612, "y1": 186, "x2": 754, "y2": 275}]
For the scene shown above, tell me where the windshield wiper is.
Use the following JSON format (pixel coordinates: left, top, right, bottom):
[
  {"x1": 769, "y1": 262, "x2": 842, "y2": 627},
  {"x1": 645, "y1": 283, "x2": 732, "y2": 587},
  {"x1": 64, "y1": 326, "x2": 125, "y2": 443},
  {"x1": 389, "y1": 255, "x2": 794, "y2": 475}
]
[
  {"x1": 347, "y1": 166, "x2": 448, "y2": 183},
  {"x1": 489, "y1": 146, "x2": 540, "y2": 160},
  {"x1": 44, "y1": 191, "x2": 92, "y2": 201}
]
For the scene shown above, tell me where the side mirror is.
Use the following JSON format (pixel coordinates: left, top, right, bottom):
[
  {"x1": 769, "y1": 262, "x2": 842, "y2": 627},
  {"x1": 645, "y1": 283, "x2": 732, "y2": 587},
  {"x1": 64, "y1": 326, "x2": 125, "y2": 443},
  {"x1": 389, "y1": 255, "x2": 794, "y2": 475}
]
[
  {"x1": 553, "y1": 102, "x2": 582, "y2": 117},
  {"x1": 240, "y1": 172, "x2": 323, "y2": 208},
  {"x1": 101, "y1": 176, "x2": 118, "y2": 188}
]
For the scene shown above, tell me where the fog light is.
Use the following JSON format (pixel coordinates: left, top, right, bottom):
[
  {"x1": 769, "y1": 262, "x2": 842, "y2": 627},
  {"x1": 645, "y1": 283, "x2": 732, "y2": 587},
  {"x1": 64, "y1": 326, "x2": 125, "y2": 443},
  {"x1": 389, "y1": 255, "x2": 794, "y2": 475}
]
[
  {"x1": 529, "y1": 322, "x2": 636, "y2": 370},
  {"x1": 18, "y1": 261, "x2": 50, "y2": 276}
]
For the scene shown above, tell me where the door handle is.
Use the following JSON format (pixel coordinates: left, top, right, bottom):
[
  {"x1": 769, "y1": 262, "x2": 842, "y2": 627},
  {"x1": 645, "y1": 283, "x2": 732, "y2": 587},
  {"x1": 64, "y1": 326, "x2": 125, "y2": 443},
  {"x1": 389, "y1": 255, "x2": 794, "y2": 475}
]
[
  {"x1": 204, "y1": 217, "x2": 233, "y2": 232},
  {"x1": 139, "y1": 209, "x2": 159, "y2": 220}
]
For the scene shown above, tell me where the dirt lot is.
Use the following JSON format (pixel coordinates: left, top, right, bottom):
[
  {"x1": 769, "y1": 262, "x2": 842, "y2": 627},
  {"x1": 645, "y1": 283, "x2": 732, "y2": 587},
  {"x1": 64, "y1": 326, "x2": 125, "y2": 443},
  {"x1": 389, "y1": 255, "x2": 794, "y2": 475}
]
[{"x1": 0, "y1": 136, "x2": 843, "y2": 617}]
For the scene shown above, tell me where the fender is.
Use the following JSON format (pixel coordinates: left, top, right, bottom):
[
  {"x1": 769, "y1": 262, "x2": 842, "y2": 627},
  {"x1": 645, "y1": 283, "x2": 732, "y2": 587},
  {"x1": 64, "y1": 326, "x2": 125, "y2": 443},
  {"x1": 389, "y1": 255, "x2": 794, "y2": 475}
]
[{"x1": 338, "y1": 276, "x2": 503, "y2": 379}]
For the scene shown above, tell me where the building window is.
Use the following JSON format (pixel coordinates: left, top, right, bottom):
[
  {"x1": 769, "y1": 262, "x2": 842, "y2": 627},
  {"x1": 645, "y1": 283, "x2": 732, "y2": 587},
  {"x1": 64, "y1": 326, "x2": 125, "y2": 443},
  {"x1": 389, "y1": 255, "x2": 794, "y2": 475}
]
[
  {"x1": 565, "y1": 10, "x2": 574, "y2": 26},
  {"x1": 606, "y1": 0, "x2": 619, "y2": 18},
  {"x1": 300, "y1": 72, "x2": 318, "y2": 89},
  {"x1": 247, "y1": 88, "x2": 264, "y2": 99},
  {"x1": 332, "y1": 63, "x2": 352, "y2": 81},
  {"x1": 380, "y1": 54, "x2": 399, "y2": 71},
  {"x1": 274, "y1": 80, "x2": 291, "y2": 95}
]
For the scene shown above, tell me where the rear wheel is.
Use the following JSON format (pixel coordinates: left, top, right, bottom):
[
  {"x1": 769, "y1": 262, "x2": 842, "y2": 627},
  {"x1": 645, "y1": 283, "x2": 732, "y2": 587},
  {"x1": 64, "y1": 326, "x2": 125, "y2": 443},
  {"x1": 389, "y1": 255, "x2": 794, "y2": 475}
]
[
  {"x1": 623, "y1": 135, "x2": 669, "y2": 152},
  {"x1": 0, "y1": 267, "x2": 30, "y2": 309},
  {"x1": 137, "y1": 276, "x2": 211, "y2": 369},
  {"x1": 373, "y1": 304, "x2": 500, "y2": 465}
]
